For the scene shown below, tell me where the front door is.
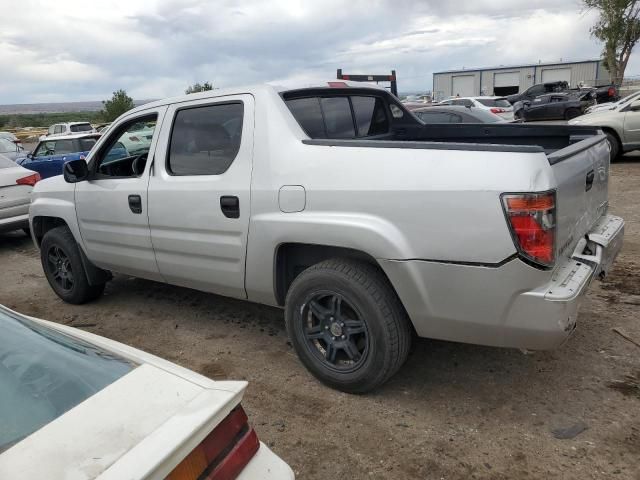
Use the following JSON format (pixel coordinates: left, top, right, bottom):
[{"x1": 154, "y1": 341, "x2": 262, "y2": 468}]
[
  {"x1": 623, "y1": 109, "x2": 640, "y2": 146},
  {"x1": 147, "y1": 95, "x2": 254, "y2": 299},
  {"x1": 75, "y1": 108, "x2": 166, "y2": 280}
]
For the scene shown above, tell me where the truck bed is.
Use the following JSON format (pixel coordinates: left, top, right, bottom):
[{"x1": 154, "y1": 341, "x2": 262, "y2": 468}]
[{"x1": 304, "y1": 123, "x2": 606, "y2": 161}]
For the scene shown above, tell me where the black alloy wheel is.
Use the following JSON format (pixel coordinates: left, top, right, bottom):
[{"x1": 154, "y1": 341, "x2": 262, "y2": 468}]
[{"x1": 301, "y1": 291, "x2": 369, "y2": 372}]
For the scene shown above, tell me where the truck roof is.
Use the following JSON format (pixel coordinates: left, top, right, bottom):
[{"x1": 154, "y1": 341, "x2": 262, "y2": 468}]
[{"x1": 125, "y1": 81, "x2": 389, "y2": 116}]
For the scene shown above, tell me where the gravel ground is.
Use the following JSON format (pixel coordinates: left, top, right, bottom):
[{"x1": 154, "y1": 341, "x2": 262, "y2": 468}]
[{"x1": 1, "y1": 157, "x2": 639, "y2": 479}]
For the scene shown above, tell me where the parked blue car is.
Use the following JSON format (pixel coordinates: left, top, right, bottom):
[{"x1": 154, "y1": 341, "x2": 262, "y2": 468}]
[{"x1": 16, "y1": 134, "x2": 128, "y2": 179}]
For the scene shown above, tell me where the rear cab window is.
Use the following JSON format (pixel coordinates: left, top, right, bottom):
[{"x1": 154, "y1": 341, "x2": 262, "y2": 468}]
[
  {"x1": 70, "y1": 123, "x2": 93, "y2": 133},
  {"x1": 284, "y1": 90, "x2": 392, "y2": 139}
]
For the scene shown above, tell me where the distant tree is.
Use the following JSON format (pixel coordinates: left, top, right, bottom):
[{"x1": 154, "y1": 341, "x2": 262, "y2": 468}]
[
  {"x1": 584, "y1": 0, "x2": 640, "y2": 84},
  {"x1": 101, "y1": 89, "x2": 135, "y2": 122},
  {"x1": 185, "y1": 82, "x2": 214, "y2": 94}
]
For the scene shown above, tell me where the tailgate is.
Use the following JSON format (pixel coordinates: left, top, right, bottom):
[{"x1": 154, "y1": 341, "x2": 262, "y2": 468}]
[{"x1": 547, "y1": 134, "x2": 610, "y2": 259}]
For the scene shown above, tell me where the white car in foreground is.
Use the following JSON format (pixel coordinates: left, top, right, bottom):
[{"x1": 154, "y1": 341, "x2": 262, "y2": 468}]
[
  {"x1": 0, "y1": 305, "x2": 294, "y2": 480},
  {"x1": 0, "y1": 154, "x2": 40, "y2": 235},
  {"x1": 438, "y1": 96, "x2": 515, "y2": 121}
]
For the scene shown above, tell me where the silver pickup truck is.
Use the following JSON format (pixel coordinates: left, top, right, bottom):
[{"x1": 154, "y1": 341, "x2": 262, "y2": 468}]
[{"x1": 29, "y1": 81, "x2": 624, "y2": 393}]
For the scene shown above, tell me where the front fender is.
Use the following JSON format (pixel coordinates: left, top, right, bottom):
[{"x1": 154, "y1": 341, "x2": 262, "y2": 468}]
[{"x1": 29, "y1": 177, "x2": 81, "y2": 249}]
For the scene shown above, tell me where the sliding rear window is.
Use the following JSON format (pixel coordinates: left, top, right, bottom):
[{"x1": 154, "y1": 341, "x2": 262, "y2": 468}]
[{"x1": 285, "y1": 93, "x2": 390, "y2": 139}]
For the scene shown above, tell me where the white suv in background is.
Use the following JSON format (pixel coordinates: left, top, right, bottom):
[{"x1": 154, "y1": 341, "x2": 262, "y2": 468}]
[
  {"x1": 40, "y1": 122, "x2": 96, "y2": 140},
  {"x1": 438, "y1": 96, "x2": 514, "y2": 121}
]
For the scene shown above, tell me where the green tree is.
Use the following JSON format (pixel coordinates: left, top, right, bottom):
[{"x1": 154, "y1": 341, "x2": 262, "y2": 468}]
[
  {"x1": 185, "y1": 81, "x2": 214, "y2": 94},
  {"x1": 101, "y1": 89, "x2": 135, "y2": 122},
  {"x1": 584, "y1": 0, "x2": 640, "y2": 84}
]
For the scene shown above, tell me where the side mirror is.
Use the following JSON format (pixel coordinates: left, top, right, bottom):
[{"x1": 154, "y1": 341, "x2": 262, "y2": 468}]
[
  {"x1": 63, "y1": 159, "x2": 89, "y2": 183},
  {"x1": 629, "y1": 100, "x2": 640, "y2": 111}
]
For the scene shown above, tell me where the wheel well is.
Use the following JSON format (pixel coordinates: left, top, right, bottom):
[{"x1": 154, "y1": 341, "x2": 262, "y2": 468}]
[
  {"x1": 32, "y1": 216, "x2": 69, "y2": 247},
  {"x1": 601, "y1": 127, "x2": 622, "y2": 147},
  {"x1": 274, "y1": 243, "x2": 381, "y2": 306}
]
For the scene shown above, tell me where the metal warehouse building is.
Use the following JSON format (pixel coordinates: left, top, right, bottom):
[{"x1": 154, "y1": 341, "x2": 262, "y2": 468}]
[{"x1": 433, "y1": 59, "x2": 610, "y2": 100}]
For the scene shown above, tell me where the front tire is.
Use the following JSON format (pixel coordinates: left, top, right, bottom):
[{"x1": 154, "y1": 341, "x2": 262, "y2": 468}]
[
  {"x1": 565, "y1": 108, "x2": 581, "y2": 120},
  {"x1": 285, "y1": 259, "x2": 412, "y2": 393},
  {"x1": 40, "y1": 226, "x2": 105, "y2": 304},
  {"x1": 605, "y1": 131, "x2": 621, "y2": 162}
]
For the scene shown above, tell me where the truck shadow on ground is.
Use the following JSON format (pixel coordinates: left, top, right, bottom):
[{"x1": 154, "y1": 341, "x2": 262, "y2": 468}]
[{"x1": 98, "y1": 273, "x2": 571, "y2": 408}]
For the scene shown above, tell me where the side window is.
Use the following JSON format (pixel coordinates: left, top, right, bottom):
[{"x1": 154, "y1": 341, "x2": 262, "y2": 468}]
[
  {"x1": 54, "y1": 125, "x2": 64, "y2": 135},
  {"x1": 320, "y1": 97, "x2": 355, "y2": 138},
  {"x1": 351, "y1": 96, "x2": 389, "y2": 136},
  {"x1": 95, "y1": 114, "x2": 158, "y2": 178},
  {"x1": 286, "y1": 97, "x2": 326, "y2": 138},
  {"x1": 528, "y1": 85, "x2": 544, "y2": 96},
  {"x1": 34, "y1": 141, "x2": 56, "y2": 157},
  {"x1": 168, "y1": 103, "x2": 243, "y2": 176},
  {"x1": 48, "y1": 126, "x2": 55, "y2": 135},
  {"x1": 54, "y1": 140, "x2": 75, "y2": 155},
  {"x1": 448, "y1": 114, "x2": 463, "y2": 123},
  {"x1": 78, "y1": 137, "x2": 97, "y2": 151},
  {"x1": 0, "y1": 138, "x2": 14, "y2": 153}
]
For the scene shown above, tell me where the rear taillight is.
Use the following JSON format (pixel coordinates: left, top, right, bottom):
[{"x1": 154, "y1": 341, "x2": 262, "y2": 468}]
[
  {"x1": 490, "y1": 108, "x2": 505, "y2": 114},
  {"x1": 328, "y1": 81, "x2": 348, "y2": 88},
  {"x1": 166, "y1": 406, "x2": 259, "y2": 480},
  {"x1": 501, "y1": 192, "x2": 556, "y2": 268},
  {"x1": 608, "y1": 87, "x2": 615, "y2": 97},
  {"x1": 16, "y1": 172, "x2": 41, "y2": 186}
]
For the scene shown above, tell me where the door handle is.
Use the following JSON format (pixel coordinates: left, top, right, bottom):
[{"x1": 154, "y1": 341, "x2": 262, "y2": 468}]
[
  {"x1": 128, "y1": 194, "x2": 142, "y2": 214},
  {"x1": 585, "y1": 169, "x2": 595, "y2": 191},
  {"x1": 220, "y1": 196, "x2": 240, "y2": 218}
]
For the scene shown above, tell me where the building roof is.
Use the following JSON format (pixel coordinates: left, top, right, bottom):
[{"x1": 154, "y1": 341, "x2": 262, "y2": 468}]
[{"x1": 434, "y1": 59, "x2": 601, "y2": 75}]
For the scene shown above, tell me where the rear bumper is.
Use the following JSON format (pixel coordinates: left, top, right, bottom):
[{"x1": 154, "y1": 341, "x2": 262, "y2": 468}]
[
  {"x1": 380, "y1": 214, "x2": 624, "y2": 350},
  {"x1": 237, "y1": 442, "x2": 295, "y2": 479}
]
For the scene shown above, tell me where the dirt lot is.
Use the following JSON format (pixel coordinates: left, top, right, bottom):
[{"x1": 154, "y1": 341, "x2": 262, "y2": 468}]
[{"x1": 1, "y1": 158, "x2": 639, "y2": 480}]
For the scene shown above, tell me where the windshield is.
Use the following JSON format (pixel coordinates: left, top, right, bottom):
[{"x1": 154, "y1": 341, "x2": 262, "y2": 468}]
[
  {"x1": 0, "y1": 307, "x2": 133, "y2": 452},
  {"x1": 70, "y1": 123, "x2": 93, "y2": 133},
  {"x1": 476, "y1": 98, "x2": 511, "y2": 108}
]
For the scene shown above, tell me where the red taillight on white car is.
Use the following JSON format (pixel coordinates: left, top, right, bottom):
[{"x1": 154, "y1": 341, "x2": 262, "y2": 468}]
[
  {"x1": 166, "y1": 405, "x2": 259, "y2": 480},
  {"x1": 490, "y1": 108, "x2": 505, "y2": 114},
  {"x1": 501, "y1": 192, "x2": 556, "y2": 268},
  {"x1": 16, "y1": 172, "x2": 41, "y2": 186}
]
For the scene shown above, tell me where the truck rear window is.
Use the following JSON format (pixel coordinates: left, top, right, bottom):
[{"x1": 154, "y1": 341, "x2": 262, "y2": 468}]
[
  {"x1": 285, "y1": 94, "x2": 390, "y2": 139},
  {"x1": 70, "y1": 123, "x2": 93, "y2": 133}
]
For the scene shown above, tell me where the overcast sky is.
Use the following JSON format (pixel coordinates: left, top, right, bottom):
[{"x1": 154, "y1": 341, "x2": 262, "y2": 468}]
[{"x1": 1, "y1": 0, "x2": 639, "y2": 104}]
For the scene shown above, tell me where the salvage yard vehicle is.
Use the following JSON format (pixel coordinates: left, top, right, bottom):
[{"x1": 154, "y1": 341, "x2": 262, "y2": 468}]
[
  {"x1": 436, "y1": 96, "x2": 514, "y2": 121},
  {"x1": 514, "y1": 92, "x2": 593, "y2": 121},
  {"x1": 29, "y1": 81, "x2": 624, "y2": 393},
  {"x1": 16, "y1": 134, "x2": 102, "y2": 179},
  {"x1": 0, "y1": 154, "x2": 39, "y2": 235},
  {"x1": 0, "y1": 137, "x2": 24, "y2": 162},
  {"x1": 39, "y1": 122, "x2": 95, "y2": 140},
  {"x1": 0, "y1": 305, "x2": 294, "y2": 479},
  {"x1": 569, "y1": 97, "x2": 640, "y2": 160},
  {"x1": 506, "y1": 80, "x2": 569, "y2": 104},
  {"x1": 411, "y1": 105, "x2": 507, "y2": 123}
]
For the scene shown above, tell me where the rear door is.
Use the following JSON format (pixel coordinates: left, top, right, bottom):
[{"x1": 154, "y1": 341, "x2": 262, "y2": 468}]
[
  {"x1": 75, "y1": 109, "x2": 166, "y2": 280},
  {"x1": 147, "y1": 95, "x2": 254, "y2": 298}
]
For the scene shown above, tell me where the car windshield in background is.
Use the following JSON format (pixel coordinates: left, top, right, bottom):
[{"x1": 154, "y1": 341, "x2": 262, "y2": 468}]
[
  {"x1": 476, "y1": 99, "x2": 511, "y2": 108},
  {"x1": 70, "y1": 124, "x2": 93, "y2": 133},
  {"x1": 0, "y1": 154, "x2": 15, "y2": 168},
  {"x1": 0, "y1": 306, "x2": 133, "y2": 452}
]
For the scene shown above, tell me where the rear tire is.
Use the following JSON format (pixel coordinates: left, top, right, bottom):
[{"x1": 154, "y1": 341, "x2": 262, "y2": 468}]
[
  {"x1": 565, "y1": 108, "x2": 581, "y2": 120},
  {"x1": 605, "y1": 131, "x2": 621, "y2": 162},
  {"x1": 40, "y1": 226, "x2": 105, "y2": 304},
  {"x1": 285, "y1": 258, "x2": 412, "y2": 393}
]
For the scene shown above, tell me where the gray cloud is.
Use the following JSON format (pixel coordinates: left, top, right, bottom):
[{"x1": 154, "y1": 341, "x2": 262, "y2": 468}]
[{"x1": 0, "y1": 0, "x2": 630, "y2": 103}]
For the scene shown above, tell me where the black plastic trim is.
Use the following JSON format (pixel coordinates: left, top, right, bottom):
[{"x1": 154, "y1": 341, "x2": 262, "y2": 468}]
[
  {"x1": 302, "y1": 138, "x2": 545, "y2": 153},
  {"x1": 547, "y1": 132, "x2": 607, "y2": 165},
  {"x1": 386, "y1": 254, "x2": 518, "y2": 268}
]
